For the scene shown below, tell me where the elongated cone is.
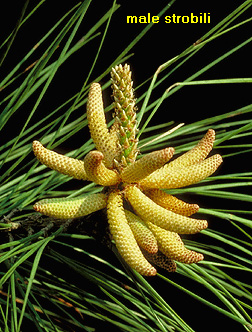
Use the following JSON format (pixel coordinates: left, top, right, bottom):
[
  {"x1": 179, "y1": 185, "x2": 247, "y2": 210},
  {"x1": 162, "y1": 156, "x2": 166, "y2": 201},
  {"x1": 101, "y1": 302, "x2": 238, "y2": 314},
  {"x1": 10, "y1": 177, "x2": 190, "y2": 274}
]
[
  {"x1": 144, "y1": 189, "x2": 199, "y2": 216},
  {"x1": 140, "y1": 154, "x2": 223, "y2": 189},
  {"x1": 87, "y1": 83, "x2": 118, "y2": 168},
  {"x1": 168, "y1": 129, "x2": 215, "y2": 168},
  {"x1": 84, "y1": 150, "x2": 120, "y2": 186},
  {"x1": 141, "y1": 249, "x2": 177, "y2": 272},
  {"x1": 107, "y1": 191, "x2": 157, "y2": 276},
  {"x1": 33, "y1": 193, "x2": 107, "y2": 219},
  {"x1": 124, "y1": 210, "x2": 158, "y2": 254},
  {"x1": 111, "y1": 64, "x2": 138, "y2": 166},
  {"x1": 33, "y1": 141, "x2": 87, "y2": 180},
  {"x1": 147, "y1": 222, "x2": 204, "y2": 264},
  {"x1": 125, "y1": 186, "x2": 207, "y2": 234},
  {"x1": 121, "y1": 147, "x2": 174, "y2": 183}
]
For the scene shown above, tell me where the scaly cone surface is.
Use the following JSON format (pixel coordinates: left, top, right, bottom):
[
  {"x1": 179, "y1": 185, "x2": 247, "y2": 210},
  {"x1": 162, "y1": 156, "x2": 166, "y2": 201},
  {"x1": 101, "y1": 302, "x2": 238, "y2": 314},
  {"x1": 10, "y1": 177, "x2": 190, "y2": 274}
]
[
  {"x1": 111, "y1": 64, "x2": 138, "y2": 167},
  {"x1": 107, "y1": 191, "x2": 157, "y2": 276}
]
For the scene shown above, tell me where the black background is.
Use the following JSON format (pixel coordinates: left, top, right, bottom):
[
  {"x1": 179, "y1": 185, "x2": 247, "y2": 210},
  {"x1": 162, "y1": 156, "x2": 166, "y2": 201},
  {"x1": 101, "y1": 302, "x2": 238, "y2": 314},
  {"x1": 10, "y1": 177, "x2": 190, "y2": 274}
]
[
  {"x1": 1, "y1": 1, "x2": 252, "y2": 331},
  {"x1": 1, "y1": 1, "x2": 251, "y2": 131}
]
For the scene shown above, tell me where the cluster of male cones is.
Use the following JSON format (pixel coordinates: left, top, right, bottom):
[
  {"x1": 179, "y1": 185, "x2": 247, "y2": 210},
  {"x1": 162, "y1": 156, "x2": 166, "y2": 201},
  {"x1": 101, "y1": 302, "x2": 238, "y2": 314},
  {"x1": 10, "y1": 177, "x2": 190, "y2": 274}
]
[{"x1": 32, "y1": 64, "x2": 222, "y2": 276}]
